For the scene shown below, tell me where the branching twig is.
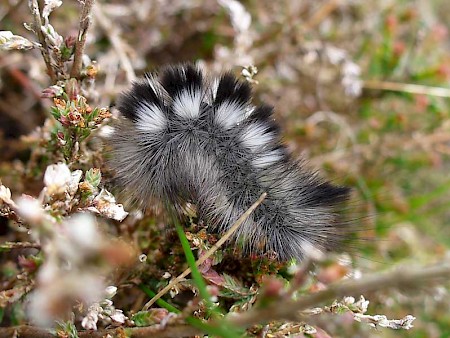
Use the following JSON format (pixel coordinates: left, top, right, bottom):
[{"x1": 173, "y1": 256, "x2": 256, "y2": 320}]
[
  {"x1": 223, "y1": 260, "x2": 450, "y2": 327},
  {"x1": 28, "y1": 0, "x2": 56, "y2": 82},
  {"x1": 2, "y1": 261, "x2": 449, "y2": 338},
  {"x1": 143, "y1": 192, "x2": 267, "y2": 310},
  {"x1": 70, "y1": 0, "x2": 95, "y2": 79}
]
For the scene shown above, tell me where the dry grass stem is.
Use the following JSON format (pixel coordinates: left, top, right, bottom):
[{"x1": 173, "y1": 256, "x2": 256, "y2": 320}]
[
  {"x1": 143, "y1": 192, "x2": 267, "y2": 310},
  {"x1": 363, "y1": 80, "x2": 450, "y2": 98}
]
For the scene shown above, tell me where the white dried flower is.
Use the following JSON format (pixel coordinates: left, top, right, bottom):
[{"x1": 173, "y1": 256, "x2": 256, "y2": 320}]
[
  {"x1": 0, "y1": 31, "x2": 34, "y2": 50},
  {"x1": 355, "y1": 295, "x2": 369, "y2": 313},
  {"x1": 342, "y1": 61, "x2": 361, "y2": 77},
  {"x1": 62, "y1": 213, "x2": 100, "y2": 253},
  {"x1": 302, "y1": 324, "x2": 317, "y2": 334},
  {"x1": 88, "y1": 302, "x2": 103, "y2": 314},
  {"x1": 67, "y1": 170, "x2": 83, "y2": 196},
  {"x1": 0, "y1": 31, "x2": 13, "y2": 43},
  {"x1": 81, "y1": 311, "x2": 99, "y2": 330},
  {"x1": 0, "y1": 185, "x2": 14, "y2": 205},
  {"x1": 241, "y1": 65, "x2": 258, "y2": 84},
  {"x1": 326, "y1": 46, "x2": 347, "y2": 65},
  {"x1": 341, "y1": 60, "x2": 362, "y2": 97},
  {"x1": 28, "y1": 274, "x2": 104, "y2": 326},
  {"x1": 342, "y1": 77, "x2": 363, "y2": 97},
  {"x1": 41, "y1": 23, "x2": 63, "y2": 47},
  {"x1": 218, "y1": 0, "x2": 251, "y2": 32},
  {"x1": 98, "y1": 125, "x2": 115, "y2": 138},
  {"x1": 169, "y1": 283, "x2": 181, "y2": 298},
  {"x1": 82, "y1": 295, "x2": 128, "y2": 329},
  {"x1": 105, "y1": 286, "x2": 117, "y2": 299},
  {"x1": 390, "y1": 315, "x2": 416, "y2": 330},
  {"x1": 216, "y1": 0, "x2": 254, "y2": 67},
  {"x1": 101, "y1": 299, "x2": 113, "y2": 308},
  {"x1": 110, "y1": 309, "x2": 126, "y2": 324},
  {"x1": 88, "y1": 189, "x2": 128, "y2": 221},
  {"x1": 42, "y1": 0, "x2": 63, "y2": 22},
  {"x1": 44, "y1": 163, "x2": 72, "y2": 195},
  {"x1": 16, "y1": 196, "x2": 45, "y2": 224},
  {"x1": 354, "y1": 313, "x2": 416, "y2": 330},
  {"x1": 303, "y1": 307, "x2": 323, "y2": 315}
]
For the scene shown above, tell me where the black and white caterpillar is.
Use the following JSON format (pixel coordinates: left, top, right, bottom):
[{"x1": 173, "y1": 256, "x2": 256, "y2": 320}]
[{"x1": 110, "y1": 64, "x2": 351, "y2": 261}]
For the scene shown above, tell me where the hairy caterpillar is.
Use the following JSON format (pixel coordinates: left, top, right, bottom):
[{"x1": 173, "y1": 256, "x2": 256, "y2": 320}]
[{"x1": 110, "y1": 64, "x2": 351, "y2": 261}]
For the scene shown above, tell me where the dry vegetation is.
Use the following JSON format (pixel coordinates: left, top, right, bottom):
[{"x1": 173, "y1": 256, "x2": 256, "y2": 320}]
[{"x1": 1, "y1": 0, "x2": 449, "y2": 337}]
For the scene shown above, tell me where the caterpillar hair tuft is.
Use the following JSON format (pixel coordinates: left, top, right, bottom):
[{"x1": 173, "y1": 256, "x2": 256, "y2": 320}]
[{"x1": 109, "y1": 63, "x2": 352, "y2": 261}]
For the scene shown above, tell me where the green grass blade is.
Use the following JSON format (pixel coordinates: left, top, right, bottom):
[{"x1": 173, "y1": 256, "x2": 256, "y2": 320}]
[{"x1": 139, "y1": 284, "x2": 181, "y2": 314}]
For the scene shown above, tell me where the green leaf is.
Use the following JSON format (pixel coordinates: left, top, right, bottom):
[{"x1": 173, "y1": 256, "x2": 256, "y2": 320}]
[
  {"x1": 55, "y1": 320, "x2": 79, "y2": 338},
  {"x1": 50, "y1": 106, "x2": 61, "y2": 119},
  {"x1": 139, "y1": 285, "x2": 180, "y2": 314},
  {"x1": 131, "y1": 310, "x2": 165, "y2": 327},
  {"x1": 169, "y1": 206, "x2": 241, "y2": 337},
  {"x1": 85, "y1": 168, "x2": 101, "y2": 187},
  {"x1": 219, "y1": 273, "x2": 254, "y2": 299},
  {"x1": 60, "y1": 44, "x2": 73, "y2": 61},
  {"x1": 86, "y1": 107, "x2": 100, "y2": 123},
  {"x1": 171, "y1": 208, "x2": 214, "y2": 311}
]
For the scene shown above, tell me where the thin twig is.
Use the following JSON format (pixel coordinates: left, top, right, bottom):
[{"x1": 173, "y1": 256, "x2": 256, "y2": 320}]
[
  {"x1": 223, "y1": 260, "x2": 450, "y2": 327},
  {"x1": 143, "y1": 192, "x2": 267, "y2": 310},
  {"x1": 2, "y1": 260, "x2": 449, "y2": 338},
  {"x1": 93, "y1": 3, "x2": 137, "y2": 83},
  {"x1": 363, "y1": 80, "x2": 450, "y2": 98},
  {"x1": 28, "y1": 0, "x2": 56, "y2": 82},
  {"x1": 70, "y1": 0, "x2": 95, "y2": 79},
  {"x1": 0, "y1": 324, "x2": 201, "y2": 338},
  {"x1": 0, "y1": 241, "x2": 41, "y2": 250}
]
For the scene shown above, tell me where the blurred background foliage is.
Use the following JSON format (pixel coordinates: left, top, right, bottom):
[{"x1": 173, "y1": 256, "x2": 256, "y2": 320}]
[{"x1": 1, "y1": 0, "x2": 449, "y2": 337}]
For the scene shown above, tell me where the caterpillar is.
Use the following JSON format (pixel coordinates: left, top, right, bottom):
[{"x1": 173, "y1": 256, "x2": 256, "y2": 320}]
[{"x1": 109, "y1": 64, "x2": 351, "y2": 261}]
